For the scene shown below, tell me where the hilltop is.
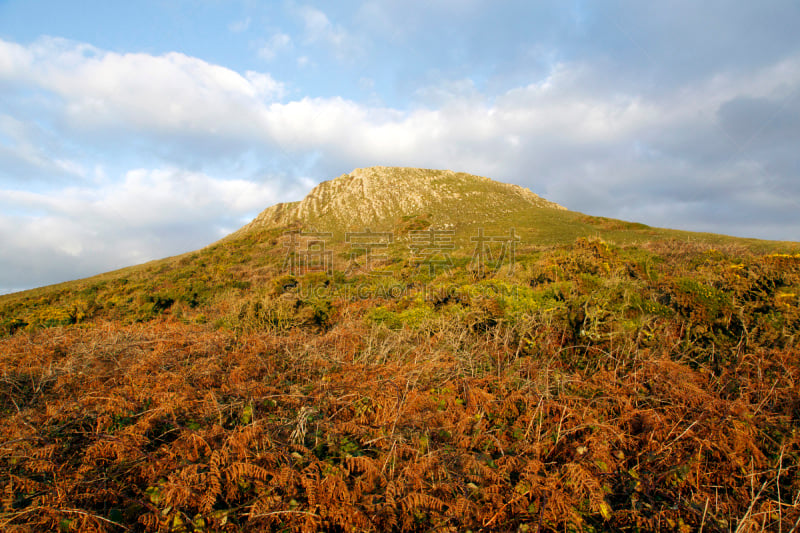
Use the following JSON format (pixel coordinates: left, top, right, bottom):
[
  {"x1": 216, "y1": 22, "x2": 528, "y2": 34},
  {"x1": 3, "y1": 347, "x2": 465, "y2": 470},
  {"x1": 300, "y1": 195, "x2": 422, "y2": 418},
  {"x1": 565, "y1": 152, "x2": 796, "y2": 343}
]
[
  {"x1": 228, "y1": 166, "x2": 785, "y2": 249},
  {"x1": 0, "y1": 167, "x2": 798, "y2": 532},
  {"x1": 234, "y1": 166, "x2": 565, "y2": 236}
]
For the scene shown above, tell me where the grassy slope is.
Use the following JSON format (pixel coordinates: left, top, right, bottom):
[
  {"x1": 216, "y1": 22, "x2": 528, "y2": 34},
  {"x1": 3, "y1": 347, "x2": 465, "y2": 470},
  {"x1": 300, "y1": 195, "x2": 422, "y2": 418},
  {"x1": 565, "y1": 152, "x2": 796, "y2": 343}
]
[
  {"x1": 0, "y1": 166, "x2": 794, "y2": 313},
  {"x1": 1, "y1": 168, "x2": 799, "y2": 531},
  {"x1": 0, "y1": 197, "x2": 794, "y2": 326}
]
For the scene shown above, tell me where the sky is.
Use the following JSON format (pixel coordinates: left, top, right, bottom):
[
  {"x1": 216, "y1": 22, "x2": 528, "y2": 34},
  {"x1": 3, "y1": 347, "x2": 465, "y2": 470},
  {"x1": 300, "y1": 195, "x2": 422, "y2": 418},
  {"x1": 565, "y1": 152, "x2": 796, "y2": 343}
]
[{"x1": 1, "y1": 1, "x2": 799, "y2": 294}]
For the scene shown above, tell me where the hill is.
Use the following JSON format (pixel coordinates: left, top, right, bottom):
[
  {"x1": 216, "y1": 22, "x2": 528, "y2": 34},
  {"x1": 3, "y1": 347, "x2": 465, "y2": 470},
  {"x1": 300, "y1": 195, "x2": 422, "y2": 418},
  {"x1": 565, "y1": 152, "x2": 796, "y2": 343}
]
[
  {"x1": 232, "y1": 166, "x2": 565, "y2": 236},
  {"x1": 229, "y1": 166, "x2": 786, "y2": 249},
  {"x1": 0, "y1": 167, "x2": 798, "y2": 532}
]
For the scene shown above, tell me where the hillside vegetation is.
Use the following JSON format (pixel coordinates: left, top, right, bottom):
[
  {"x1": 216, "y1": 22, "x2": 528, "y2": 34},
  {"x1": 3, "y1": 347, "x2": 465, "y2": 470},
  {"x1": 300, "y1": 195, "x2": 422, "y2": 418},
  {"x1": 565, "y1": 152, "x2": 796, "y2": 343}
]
[{"x1": 0, "y1": 168, "x2": 798, "y2": 532}]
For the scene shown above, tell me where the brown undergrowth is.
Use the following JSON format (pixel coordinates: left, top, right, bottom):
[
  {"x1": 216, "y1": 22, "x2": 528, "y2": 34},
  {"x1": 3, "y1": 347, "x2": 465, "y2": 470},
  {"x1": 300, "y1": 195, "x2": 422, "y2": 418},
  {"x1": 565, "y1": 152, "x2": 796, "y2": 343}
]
[
  {"x1": 0, "y1": 315, "x2": 797, "y2": 532},
  {"x1": 1, "y1": 240, "x2": 799, "y2": 531}
]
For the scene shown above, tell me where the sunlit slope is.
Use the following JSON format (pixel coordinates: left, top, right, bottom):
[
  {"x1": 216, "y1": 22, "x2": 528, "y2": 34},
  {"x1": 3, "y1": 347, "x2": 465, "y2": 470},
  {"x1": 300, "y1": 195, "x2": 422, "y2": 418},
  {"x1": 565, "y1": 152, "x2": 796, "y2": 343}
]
[
  {"x1": 228, "y1": 166, "x2": 790, "y2": 249},
  {"x1": 0, "y1": 166, "x2": 795, "y2": 317}
]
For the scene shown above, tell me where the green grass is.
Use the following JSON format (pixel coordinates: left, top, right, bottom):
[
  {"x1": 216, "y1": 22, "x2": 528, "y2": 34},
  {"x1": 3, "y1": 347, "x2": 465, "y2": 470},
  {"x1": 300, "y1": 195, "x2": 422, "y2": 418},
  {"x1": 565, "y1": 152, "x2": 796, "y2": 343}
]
[{"x1": 1, "y1": 167, "x2": 796, "y2": 332}]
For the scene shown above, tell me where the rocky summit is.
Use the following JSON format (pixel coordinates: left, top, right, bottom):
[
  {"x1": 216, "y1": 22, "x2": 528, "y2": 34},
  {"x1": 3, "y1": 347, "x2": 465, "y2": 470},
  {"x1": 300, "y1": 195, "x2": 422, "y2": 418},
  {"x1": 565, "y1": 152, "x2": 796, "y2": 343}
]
[{"x1": 234, "y1": 166, "x2": 565, "y2": 235}]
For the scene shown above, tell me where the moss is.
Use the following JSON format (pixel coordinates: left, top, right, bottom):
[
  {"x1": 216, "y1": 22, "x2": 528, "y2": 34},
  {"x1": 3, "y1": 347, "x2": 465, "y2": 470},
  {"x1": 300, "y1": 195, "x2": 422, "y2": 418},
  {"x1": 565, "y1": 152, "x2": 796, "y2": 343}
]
[{"x1": 368, "y1": 303, "x2": 435, "y2": 330}]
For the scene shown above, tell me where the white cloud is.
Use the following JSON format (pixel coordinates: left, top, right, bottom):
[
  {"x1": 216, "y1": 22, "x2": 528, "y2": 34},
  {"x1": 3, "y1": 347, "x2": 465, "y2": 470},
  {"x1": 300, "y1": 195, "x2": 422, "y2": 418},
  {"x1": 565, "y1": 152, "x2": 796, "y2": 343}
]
[
  {"x1": 0, "y1": 113, "x2": 86, "y2": 181},
  {"x1": 251, "y1": 62, "x2": 662, "y2": 173},
  {"x1": 258, "y1": 32, "x2": 292, "y2": 61},
  {"x1": 0, "y1": 38, "x2": 32, "y2": 79},
  {"x1": 298, "y1": 6, "x2": 336, "y2": 40},
  {"x1": 245, "y1": 70, "x2": 285, "y2": 99},
  {"x1": 0, "y1": 168, "x2": 289, "y2": 289},
  {"x1": 0, "y1": 37, "x2": 285, "y2": 139},
  {"x1": 3, "y1": 37, "x2": 800, "y2": 204},
  {"x1": 413, "y1": 78, "x2": 482, "y2": 107},
  {"x1": 2, "y1": 168, "x2": 282, "y2": 229},
  {"x1": 295, "y1": 5, "x2": 361, "y2": 61}
]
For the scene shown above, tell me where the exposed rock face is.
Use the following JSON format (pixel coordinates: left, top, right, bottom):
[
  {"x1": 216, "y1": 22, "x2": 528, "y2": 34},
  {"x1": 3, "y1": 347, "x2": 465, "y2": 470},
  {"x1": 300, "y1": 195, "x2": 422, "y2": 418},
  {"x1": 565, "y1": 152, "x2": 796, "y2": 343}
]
[{"x1": 235, "y1": 166, "x2": 565, "y2": 235}]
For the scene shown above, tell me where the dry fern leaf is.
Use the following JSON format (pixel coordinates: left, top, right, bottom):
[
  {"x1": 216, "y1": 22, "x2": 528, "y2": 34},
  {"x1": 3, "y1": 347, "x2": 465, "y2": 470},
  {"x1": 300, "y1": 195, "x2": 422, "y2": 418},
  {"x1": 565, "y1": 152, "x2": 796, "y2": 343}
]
[
  {"x1": 401, "y1": 492, "x2": 447, "y2": 513},
  {"x1": 343, "y1": 454, "x2": 371, "y2": 472},
  {"x1": 300, "y1": 471, "x2": 321, "y2": 507},
  {"x1": 450, "y1": 496, "x2": 474, "y2": 518},
  {"x1": 200, "y1": 472, "x2": 222, "y2": 513},
  {"x1": 225, "y1": 462, "x2": 271, "y2": 483},
  {"x1": 137, "y1": 511, "x2": 162, "y2": 530}
]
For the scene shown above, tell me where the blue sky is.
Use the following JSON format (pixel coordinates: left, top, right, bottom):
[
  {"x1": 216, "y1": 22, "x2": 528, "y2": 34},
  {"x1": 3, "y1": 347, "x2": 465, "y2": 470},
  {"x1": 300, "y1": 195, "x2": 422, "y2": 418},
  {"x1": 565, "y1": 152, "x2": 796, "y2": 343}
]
[{"x1": 1, "y1": 1, "x2": 799, "y2": 293}]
